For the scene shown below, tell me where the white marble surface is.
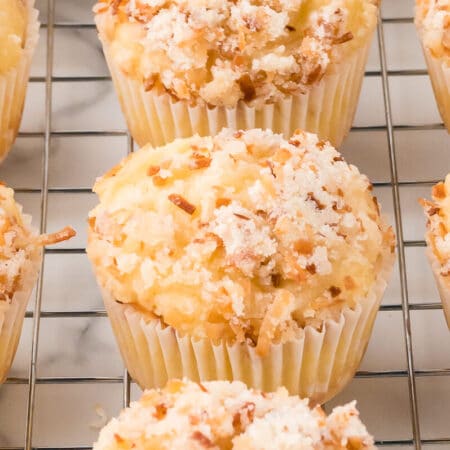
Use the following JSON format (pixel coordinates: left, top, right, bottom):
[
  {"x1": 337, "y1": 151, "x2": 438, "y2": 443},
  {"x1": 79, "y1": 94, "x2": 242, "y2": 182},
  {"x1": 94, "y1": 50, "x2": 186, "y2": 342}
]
[{"x1": 0, "y1": 0, "x2": 449, "y2": 449}]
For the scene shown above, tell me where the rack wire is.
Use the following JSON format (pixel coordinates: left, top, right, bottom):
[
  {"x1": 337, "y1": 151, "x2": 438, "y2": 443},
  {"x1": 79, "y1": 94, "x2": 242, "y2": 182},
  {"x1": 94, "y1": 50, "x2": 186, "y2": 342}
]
[{"x1": 0, "y1": 0, "x2": 449, "y2": 449}]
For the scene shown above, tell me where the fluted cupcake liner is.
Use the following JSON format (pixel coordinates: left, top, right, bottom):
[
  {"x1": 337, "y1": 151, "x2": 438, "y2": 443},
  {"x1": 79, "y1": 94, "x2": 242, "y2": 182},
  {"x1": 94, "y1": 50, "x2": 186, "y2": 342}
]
[
  {"x1": 421, "y1": 47, "x2": 450, "y2": 132},
  {"x1": 101, "y1": 21, "x2": 375, "y2": 149},
  {"x1": 425, "y1": 236, "x2": 450, "y2": 328},
  {"x1": 101, "y1": 247, "x2": 394, "y2": 405},
  {"x1": 0, "y1": 0, "x2": 40, "y2": 163},
  {"x1": 0, "y1": 248, "x2": 41, "y2": 383}
]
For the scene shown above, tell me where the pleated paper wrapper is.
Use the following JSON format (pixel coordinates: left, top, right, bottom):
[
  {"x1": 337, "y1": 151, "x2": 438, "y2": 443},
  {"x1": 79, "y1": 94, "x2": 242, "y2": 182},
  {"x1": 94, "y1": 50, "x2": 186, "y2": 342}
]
[
  {"x1": 100, "y1": 16, "x2": 377, "y2": 149},
  {"x1": 425, "y1": 236, "x2": 450, "y2": 329},
  {"x1": 101, "y1": 247, "x2": 394, "y2": 405},
  {"x1": 422, "y1": 46, "x2": 450, "y2": 132},
  {"x1": 0, "y1": 248, "x2": 42, "y2": 383},
  {"x1": 0, "y1": 0, "x2": 40, "y2": 163}
]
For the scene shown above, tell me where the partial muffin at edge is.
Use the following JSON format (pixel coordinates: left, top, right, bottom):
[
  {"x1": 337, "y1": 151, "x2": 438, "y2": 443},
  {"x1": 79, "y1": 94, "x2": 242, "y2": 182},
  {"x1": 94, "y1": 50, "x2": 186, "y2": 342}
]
[
  {"x1": 93, "y1": 379, "x2": 376, "y2": 450},
  {"x1": 0, "y1": 183, "x2": 76, "y2": 382},
  {"x1": 420, "y1": 174, "x2": 450, "y2": 326},
  {"x1": 0, "y1": 0, "x2": 28, "y2": 74}
]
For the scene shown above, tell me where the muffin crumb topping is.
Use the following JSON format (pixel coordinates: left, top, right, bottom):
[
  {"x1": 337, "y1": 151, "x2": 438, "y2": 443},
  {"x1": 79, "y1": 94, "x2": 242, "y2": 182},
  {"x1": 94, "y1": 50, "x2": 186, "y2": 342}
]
[
  {"x1": 0, "y1": 0, "x2": 27, "y2": 74},
  {"x1": 421, "y1": 174, "x2": 450, "y2": 277},
  {"x1": 94, "y1": 0, "x2": 378, "y2": 106},
  {"x1": 0, "y1": 185, "x2": 76, "y2": 303},
  {"x1": 93, "y1": 379, "x2": 376, "y2": 450},
  {"x1": 416, "y1": 0, "x2": 450, "y2": 60},
  {"x1": 87, "y1": 129, "x2": 394, "y2": 354}
]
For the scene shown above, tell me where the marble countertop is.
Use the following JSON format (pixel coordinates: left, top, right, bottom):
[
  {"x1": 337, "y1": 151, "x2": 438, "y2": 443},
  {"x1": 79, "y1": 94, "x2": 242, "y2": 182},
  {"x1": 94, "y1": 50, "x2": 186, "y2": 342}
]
[{"x1": 0, "y1": 0, "x2": 449, "y2": 449}]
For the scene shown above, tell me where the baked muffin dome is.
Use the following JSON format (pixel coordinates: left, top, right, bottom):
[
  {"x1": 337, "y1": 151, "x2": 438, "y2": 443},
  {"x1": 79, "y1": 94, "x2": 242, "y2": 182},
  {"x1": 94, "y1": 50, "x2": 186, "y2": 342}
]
[
  {"x1": 94, "y1": 0, "x2": 379, "y2": 107},
  {"x1": 93, "y1": 379, "x2": 376, "y2": 450},
  {"x1": 416, "y1": 0, "x2": 450, "y2": 61},
  {"x1": 87, "y1": 129, "x2": 394, "y2": 356},
  {"x1": 0, "y1": 0, "x2": 27, "y2": 74}
]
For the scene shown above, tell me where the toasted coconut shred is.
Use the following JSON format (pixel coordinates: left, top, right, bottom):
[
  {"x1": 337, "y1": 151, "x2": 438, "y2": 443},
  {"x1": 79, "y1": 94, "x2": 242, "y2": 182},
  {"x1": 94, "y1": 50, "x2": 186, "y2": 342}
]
[
  {"x1": 421, "y1": 174, "x2": 450, "y2": 276},
  {"x1": 87, "y1": 129, "x2": 394, "y2": 355},
  {"x1": 0, "y1": 184, "x2": 75, "y2": 302},
  {"x1": 94, "y1": 0, "x2": 379, "y2": 107},
  {"x1": 92, "y1": 379, "x2": 376, "y2": 450},
  {"x1": 416, "y1": 0, "x2": 450, "y2": 60}
]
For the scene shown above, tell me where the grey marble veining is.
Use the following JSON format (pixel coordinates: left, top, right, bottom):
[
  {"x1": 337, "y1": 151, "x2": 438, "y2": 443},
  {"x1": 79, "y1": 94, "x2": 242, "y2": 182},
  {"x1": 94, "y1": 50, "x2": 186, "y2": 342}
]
[
  {"x1": 0, "y1": 0, "x2": 449, "y2": 448},
  {"x1": 36, "y1": 317, "x2": 122, "y2": 378}
]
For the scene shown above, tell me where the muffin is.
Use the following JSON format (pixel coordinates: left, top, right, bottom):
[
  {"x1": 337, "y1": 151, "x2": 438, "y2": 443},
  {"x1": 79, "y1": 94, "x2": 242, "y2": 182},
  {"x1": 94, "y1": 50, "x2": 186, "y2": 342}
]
[
  {"x1": 94, "y1": 0, "x2": 379, "y2": 148},
  {"x1": 0, "y1": 183, "x2": 75, "y2": 382},
  {"x1": 87, "y1": 128, "x2": 395, "y2": 404},
  {"x1": 0, "y1": 0, "x2": 40, "y2": 162},
  {"x1": 93, "y1": 379, "x2": 376, "y2": 450},
  {"x1": 415, "y1": 0, "x2": 450, "y2": 131},
  {"x1": 420, "y1": 174, "x2": 450, "y2": 327}
]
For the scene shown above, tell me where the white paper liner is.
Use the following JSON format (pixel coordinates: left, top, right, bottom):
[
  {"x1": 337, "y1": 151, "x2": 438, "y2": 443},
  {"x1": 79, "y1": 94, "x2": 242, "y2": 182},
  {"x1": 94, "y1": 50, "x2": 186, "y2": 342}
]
[
  {"x1": 421, "y1": 47, "x2": 450, "y2": 132},
  {"x1": 424, "y1": 236, "x2": 450, "y2": 329},
  {"x1": 0, "y1": 0, "x2": 40, "y2": 163},
  {"x1": 102, "y1": 247, "x2": 394, "y2": 405},
  {"x1": 101, "y1": 23, "x2": 376, "y2": 149},
  {"x1": 0, "y1": 247, "x2": 42, "y2": 383}
]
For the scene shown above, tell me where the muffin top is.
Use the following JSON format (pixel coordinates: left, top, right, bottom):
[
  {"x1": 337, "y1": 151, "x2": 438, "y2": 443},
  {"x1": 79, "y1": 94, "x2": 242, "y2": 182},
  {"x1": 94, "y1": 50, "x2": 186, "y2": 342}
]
[
  {"x1": 421, "y1": 174, "x2": 450, "y2": 277},
  {"x1": 93, "y1": 379, "x2": 376, "y2": 450},
  {"x1": 94, "y1": 0, "x2": 378, "y2": 107},
  {"x1": 416, "y1": 0, "x2": 450, "y2": 60},
  {"x1": 0, "y1": 0, "x2": 28, "y2": 74},
  {"x1": 0, "y1": 184, "x2": 75, "y2": 302},
  {"x1": 87, "y1": 129, "x2": 394, "y2": 355}
]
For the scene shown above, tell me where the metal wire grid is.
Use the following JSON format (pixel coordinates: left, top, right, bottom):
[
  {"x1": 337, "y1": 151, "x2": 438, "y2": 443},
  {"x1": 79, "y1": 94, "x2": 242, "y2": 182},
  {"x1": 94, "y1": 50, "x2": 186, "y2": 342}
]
[{"x1": 0, "y1": 0, "x2": 449, "y2": 449}]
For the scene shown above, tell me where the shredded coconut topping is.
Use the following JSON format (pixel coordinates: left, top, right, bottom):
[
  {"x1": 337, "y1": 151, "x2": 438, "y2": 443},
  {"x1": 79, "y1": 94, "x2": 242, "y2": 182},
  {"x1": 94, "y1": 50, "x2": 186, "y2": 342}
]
[
  {"x1": 0, "y1": 0, "x2": 27, "y2": 74},
  {"x1": 94, "y1": 0, "x2": 378, "y2": 107},
  {"x1": 0, "y1": 184, "x2": 40, "y2": 302},
  {"x1": 87, "y1": 129, "x2": 394, "y2": 355},
  {"x1": 421, "y1": 174, "x2": 450, "y2": 276},
  {"x1": 0, "y1": 184, "x2": 76, "y2": 303},
  {"x1": 93, "y1": 379, "x2": 376, "y2": 450},
  {"x1": 416, "y1": 0, "x2": 450, "y2": 61}
]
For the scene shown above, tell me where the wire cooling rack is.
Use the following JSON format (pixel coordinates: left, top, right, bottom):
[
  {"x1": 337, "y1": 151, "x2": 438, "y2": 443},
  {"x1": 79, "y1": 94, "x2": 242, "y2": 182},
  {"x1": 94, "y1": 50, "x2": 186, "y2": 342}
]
[{"x1": 0, "y1": 0, "x2": 449, "y2": 449}]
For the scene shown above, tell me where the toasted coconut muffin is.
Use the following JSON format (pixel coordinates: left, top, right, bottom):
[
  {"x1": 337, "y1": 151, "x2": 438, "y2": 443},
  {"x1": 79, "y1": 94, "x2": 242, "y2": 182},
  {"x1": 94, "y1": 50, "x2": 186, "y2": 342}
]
[
  {"x1": 415, "y1": 0, "x2": 450, "y2": 130},
  {"x1": 0, "y1": 0, "x2": 27, "y2": 74},
  {"x1": 87, "y1": 128, "x2": 395, "y2": 402},
  {"x1": 0, "y1": 0, "x2": 40, "y2": 162},
  {"x1": 421, "y1": 174, "x2": 450, "y2": 326},
  {"x1": 93, "y1": 379, "x2": 376, "y2": 450},
  {"x1": 94, "y1": 0, "x2": 379, "y2": 147},
  {"x1": 0, "y1": 183, "x2": 75, "y2": 382}
]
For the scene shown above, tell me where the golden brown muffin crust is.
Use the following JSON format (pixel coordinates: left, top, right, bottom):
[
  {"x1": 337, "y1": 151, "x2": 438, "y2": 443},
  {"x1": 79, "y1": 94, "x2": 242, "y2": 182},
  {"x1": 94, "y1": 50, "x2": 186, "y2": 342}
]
[{"x1": 87, "y1": 129, "x2": 394, "y2": 355}]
